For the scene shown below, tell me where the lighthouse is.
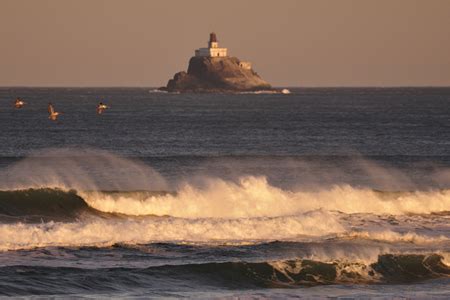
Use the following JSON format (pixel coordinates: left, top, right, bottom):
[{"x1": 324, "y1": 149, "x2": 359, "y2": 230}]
[{"x1": 195, "y1": 32, "x2": 228, "y2": 57}]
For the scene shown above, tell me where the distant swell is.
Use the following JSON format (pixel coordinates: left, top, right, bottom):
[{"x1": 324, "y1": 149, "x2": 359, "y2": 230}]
[{"x1": 0, "y1": 254, "x2": 449, "y2": 295}]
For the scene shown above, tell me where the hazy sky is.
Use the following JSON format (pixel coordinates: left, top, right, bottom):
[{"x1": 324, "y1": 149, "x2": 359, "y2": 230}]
[{"x1": 1, "y1": 0, "x2": 449, "y2": 87}]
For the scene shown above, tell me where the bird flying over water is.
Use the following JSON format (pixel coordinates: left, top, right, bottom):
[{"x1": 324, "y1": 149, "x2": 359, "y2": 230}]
[
  {"x1": 48, "y1": 103, "x2": 60, "y2": 121},
  {"x1": 14, "y1": 98, "x2": 25, "y2": 109},
  {"x1": 96, "y1": 102, "x2": 109, "y2": 114}
]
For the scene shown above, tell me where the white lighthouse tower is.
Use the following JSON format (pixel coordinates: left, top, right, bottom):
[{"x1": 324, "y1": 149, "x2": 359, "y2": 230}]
[{"x1": 195, "y1": 33, "x2": 228, "y2": 57}]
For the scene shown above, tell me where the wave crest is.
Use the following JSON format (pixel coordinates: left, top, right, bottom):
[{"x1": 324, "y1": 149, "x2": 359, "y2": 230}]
[
  {"x1": 83, "y1": 176, "x2": 450, "y2": 218},
  {"x1": 0, "y1": 188, "x2": 96, "y2": 222}
]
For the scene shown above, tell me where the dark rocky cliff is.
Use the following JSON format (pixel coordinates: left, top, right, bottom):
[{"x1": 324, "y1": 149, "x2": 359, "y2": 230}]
[{"x1": 163, "y1": 56, "x2": 272, "y2": 93}]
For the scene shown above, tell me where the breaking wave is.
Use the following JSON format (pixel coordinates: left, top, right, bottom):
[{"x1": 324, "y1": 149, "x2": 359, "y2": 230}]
[
  {"x1": 0, "y1": 182, "x2": 449, "y2": 250},
  {"x1": 0, "y1": 188, "x2": 449, "y2": 251},
  {"x1": 0, "y1": 254, "x2": 448, "y2": 295},
  {"x1": 83, "y1": 176, "x2": 450, "y2": 218},
  {"x1": 265, "y1": 254, "x2": 450, "y2": 286},
  {"x1": 2, "y1": 176, "x2": 449, "y2": 223},
  {"x1": 0, "y1": 149, "x2": 449, "y2": 252}
]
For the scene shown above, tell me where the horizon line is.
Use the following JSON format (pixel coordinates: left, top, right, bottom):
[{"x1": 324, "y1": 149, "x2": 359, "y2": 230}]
[{"x1": 1, "y1": 85, "x2": 450, "y2": 89}]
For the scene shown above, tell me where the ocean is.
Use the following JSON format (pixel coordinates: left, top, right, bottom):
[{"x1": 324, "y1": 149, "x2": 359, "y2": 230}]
[{"x1": 0, "y1": 87, "x2": 449, "y2": 299}]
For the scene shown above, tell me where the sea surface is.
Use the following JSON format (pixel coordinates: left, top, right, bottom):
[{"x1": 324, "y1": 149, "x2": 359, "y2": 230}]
[{"x1": 0, "y1": 87, "x2": 449, "y2": 299}]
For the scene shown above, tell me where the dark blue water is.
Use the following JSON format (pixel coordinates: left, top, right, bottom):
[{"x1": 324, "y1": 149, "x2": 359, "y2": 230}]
[
  {"x1": 1, "y1": 87, "x2": 449, "y2": 157},
  {"x1": 0, "y1": 88, "x2": 449, "y2": 298}
]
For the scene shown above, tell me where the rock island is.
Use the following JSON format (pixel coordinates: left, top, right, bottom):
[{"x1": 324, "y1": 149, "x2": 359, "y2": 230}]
[{"x1": 161, "y1": 33, "x2": 273, "y2": 93}]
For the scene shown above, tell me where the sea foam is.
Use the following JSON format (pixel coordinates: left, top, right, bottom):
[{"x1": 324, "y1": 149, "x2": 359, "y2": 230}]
[{"x1": 83, "y1": 176, "x2": 450, "y2": 218}]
